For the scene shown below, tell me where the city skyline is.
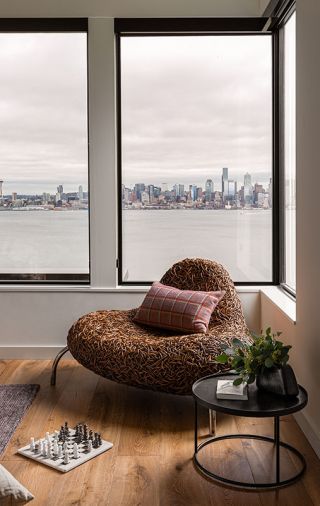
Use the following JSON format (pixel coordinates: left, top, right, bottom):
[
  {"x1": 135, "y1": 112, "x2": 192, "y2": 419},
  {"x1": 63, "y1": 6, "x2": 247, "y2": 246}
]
[
  {"x1": 122, "y1": 167, "x2": 272, "y2": 210},
  {"x1": 0, "y1": 180, "x2": 88, "y2": 197},
  {"x1": 0, "y1": 181, "x2": 88, "y2": 210}
]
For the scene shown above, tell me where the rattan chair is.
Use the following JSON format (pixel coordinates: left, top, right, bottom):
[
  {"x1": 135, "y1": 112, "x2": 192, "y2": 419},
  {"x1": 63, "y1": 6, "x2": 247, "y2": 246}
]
[{"x1": 51, "y1": 258, "x2": 250, "y2": 395}]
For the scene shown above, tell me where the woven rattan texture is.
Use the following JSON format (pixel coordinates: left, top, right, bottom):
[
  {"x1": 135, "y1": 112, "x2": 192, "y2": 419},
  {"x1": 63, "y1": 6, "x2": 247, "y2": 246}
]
[{"x1": 68, "y1": 258, "x2": 251, "y2": 394}]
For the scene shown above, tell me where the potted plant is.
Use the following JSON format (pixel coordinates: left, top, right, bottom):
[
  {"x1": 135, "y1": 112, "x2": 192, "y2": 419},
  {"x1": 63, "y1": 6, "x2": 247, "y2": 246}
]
[{"x1": 216, "y1": 327, "x2": 298, "y2": 397}]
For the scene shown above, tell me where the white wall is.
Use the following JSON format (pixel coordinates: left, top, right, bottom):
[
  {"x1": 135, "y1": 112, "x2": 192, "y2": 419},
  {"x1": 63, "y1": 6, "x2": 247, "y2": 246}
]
[
  {"x1": 0, "y1": 289, "x2": 260, "y2": 357},
  {"x1": 259, "y1": 0, "x2": 270, "y2": 15},
  {"x1": 296, "y1": 0, "x2": 320, "y2": 455},
  {"x1": 0, "y1": 0, "x2": 260, "y2": 18},
  {"x1": 260, "y1": 0, "x2": 320, "y2": 457}
]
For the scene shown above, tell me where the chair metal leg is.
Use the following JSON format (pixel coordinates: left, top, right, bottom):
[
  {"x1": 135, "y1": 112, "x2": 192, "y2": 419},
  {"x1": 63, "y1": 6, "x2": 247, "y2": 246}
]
[
  {"x1": 50, "y1": 346, "x2": 69, "y2": 386},
  {"x1": 209, "y1": 409, "x2": 216, "y2": 436}
]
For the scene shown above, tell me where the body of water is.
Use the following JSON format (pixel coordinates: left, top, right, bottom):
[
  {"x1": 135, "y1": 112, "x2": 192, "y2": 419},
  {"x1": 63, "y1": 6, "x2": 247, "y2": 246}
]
[
  {"x1": 0, "y1": 210, "x2": 89, "y2": 273},
  {"x1": 0, "y1": 209, "x2": 273, "y2": 281},
  {"x1": 122, "y1": 209, "x2": 273, "y2": 282}
]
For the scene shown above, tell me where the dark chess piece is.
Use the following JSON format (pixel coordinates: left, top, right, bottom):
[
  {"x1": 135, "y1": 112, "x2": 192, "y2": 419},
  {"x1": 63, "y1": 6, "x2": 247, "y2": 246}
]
[
  {"x1": 97, "y1": 434, "x2": 102, "y2": 446},
  {"x1": 92, "y1": 434, "x2": 99, "y2": 449},
  {"x1": 59, "y1": 426, "x2": 65, "y2": 442},
  {"x1": 89, "y1": 430, "x2": 93, "y2": 441}
]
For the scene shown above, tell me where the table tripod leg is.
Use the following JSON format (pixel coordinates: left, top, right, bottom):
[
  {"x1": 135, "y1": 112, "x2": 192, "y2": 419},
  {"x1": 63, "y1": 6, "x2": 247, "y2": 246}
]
[
  {"x1": 194, "y1": 400, "x2": 198, "y2": 454},
  {"x1": 274, "y1": 415, "x2": 280, "y2": 484},
  {"x1": 209, "y1": 409, "x2": 216, "y2": 436}
]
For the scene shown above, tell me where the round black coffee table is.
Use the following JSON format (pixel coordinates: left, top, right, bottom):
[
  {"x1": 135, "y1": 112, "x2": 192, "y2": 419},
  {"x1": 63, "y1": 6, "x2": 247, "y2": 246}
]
[{"x1": 192, "y1": 373, "x2": 308, "y2": 489}]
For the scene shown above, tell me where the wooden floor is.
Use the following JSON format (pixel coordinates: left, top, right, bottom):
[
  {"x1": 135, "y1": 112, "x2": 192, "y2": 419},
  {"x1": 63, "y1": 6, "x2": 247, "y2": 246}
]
[{"x1": 1, "y1": 360, "x2": 320, "y2": 506}]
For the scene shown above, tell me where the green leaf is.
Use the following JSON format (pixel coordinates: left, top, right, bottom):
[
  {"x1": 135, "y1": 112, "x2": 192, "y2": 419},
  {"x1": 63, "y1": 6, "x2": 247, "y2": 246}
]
[
  {"x1": 264, "y1": 357, "x2": 274, "y2": 368},
  {"x1": 232, "y1": 338, "x2": 245, "y2": 348},
  {"x1": 247, "y1": 373, "x2": 256, "y2": 384},
  {"x1": 215, "y1": 353, "x2": 228, "y2": 364},
  {"x1": 233, "y1": 377, "x2": 243, "y2": 386}
]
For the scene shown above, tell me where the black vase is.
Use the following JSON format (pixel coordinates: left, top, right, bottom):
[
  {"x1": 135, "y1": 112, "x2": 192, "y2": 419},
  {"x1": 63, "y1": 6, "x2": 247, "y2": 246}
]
[{"x1": 256, "y1": 364, "x2": 299, "y2": 397}]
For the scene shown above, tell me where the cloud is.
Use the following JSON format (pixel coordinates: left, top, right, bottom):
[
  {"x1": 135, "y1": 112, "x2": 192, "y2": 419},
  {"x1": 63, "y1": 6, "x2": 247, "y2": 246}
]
[
  {"x1": 0, "y1": 33, "x2": 88, "y2": 194},
  {"x1": 121, "y1": 35, "x2": 272, "y2": 188},
  {"x1": 0, "y1": 33, "x2": 273, "y2": 194}
]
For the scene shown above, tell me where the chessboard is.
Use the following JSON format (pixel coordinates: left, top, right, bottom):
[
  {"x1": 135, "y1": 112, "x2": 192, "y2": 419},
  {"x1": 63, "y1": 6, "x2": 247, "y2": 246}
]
[{"x1": 17, "y1": 422, "x2": 113, "y2": 473}]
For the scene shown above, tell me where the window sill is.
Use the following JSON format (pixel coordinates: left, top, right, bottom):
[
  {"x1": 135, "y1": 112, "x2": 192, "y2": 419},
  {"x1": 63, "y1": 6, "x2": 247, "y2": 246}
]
[
  {"x1": 260, "y1": 286, "x2": 296, "y2": 324},
  {"x1": 0, "y1": 284, "x2": 262, "y2": 293}
]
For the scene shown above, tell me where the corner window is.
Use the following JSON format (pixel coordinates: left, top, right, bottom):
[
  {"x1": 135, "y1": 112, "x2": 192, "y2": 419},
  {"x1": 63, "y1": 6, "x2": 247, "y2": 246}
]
[
  {"x1": 117, "y1": 27, "x2": 273, "y2": 283},
  {"x1": 0, "y1": 23, "x2": 89, "y2": 283},
  {"x1": 283, "y1": 12, "x2": 296, "y2": 293}
]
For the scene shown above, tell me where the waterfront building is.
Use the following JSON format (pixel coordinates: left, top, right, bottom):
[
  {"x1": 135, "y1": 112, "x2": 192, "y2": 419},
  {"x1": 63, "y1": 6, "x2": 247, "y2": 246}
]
[
  {"x1": 244, "y1": 172, "x2": 253, "y2": 204},
  {"x1": 205, "y1": 179, "x2": 214, "y2": 202},
  {"x1": 221, "y1": 167, "x2": 228, "y2": 200},
  {"x1": 134, "y1": 183, "x2": 145, "y2": 201}
]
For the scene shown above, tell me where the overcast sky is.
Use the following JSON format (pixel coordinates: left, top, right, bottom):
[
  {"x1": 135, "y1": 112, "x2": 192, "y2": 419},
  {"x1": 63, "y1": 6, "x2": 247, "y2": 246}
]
[
  {"x1": 0, "y1": 33, "x2": 87, "y2": 195},
  {"x1": 121, "y1": 35, "x2": 272, "y2": 190},
  {"x1": 0, "y1": 33, "x2": 272, "y2": 196}
]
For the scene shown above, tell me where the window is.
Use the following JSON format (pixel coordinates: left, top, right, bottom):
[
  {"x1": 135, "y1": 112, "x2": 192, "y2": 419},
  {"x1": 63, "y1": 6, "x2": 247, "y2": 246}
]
[
  {"x1": 118, "y1": 25, "x2": 273, "y2": 284},
  {"x1": 0, "y1": 22, "x2": 89, "y2": 283},
  {"x1": 283, "y1": 11, "x2": 296, "y2": 293}
]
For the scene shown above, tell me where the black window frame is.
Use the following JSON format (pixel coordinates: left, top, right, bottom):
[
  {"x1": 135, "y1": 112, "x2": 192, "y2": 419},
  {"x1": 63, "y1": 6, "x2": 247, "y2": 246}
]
[
  {"x1": 274, "y1": 3, "x2": 297, "y2": 299},
  {"x1": 115, "y1": 17, "x2": 280, "y2": 286},
  {"x1": 0, "y1": 18, "x2": 90, "y2": 285}
]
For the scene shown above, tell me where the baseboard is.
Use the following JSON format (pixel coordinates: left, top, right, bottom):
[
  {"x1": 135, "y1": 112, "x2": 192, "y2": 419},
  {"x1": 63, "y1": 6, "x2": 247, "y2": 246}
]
[
  {"x1": 294, "y1": 411, "x2": 320, "y2": 459},
  {"x1": 0, "y1": 347, "x2": 73, "y2": 359}
]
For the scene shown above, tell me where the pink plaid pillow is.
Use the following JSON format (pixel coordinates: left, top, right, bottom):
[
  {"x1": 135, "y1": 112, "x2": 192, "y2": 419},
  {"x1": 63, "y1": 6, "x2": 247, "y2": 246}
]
[{"x1": 134, "y1": 282, "x2": 225, "y2": 334}]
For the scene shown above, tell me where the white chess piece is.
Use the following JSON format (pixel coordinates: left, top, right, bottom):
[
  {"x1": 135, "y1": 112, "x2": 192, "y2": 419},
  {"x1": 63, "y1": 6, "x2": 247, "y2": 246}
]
[
  {"x1": 53, "y1": 440, "x2": 58, "y2": 456},
  {"x1": 63, "y1": 441, "x2": 68, "y2": 453},
  {"x1": 30, "y1": 437, "x2": 35, "y2": 452},
  {"x1": 58, "y1": 444, "x2": 63, "y2": 459},
  {"x1": 46, "y1": 444, "x2": 52, "y2": 459},
  {"x1": 42, "y1": 442, "x2": 47, "y2": 457},
  {"x1": 88, "y1": 440, "x2": 92, "y2": 453},
  {"x1": 73, "y1": 443, "x2": 79, "y2": 459},
  {"x1": 64, "y1": 451, "x2": 69, "y2": 465}
]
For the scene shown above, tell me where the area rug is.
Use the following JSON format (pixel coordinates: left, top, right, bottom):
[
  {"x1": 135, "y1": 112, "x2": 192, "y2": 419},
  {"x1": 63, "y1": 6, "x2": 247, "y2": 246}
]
[{"x1": 0, "y1": 384, "x2": 39, "y2": 455}]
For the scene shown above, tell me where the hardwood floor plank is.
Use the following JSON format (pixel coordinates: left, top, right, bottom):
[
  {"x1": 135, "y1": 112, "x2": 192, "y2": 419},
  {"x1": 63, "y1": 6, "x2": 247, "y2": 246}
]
[
  {"x1": 117, "y1": 386, "x2": 162, "y2": 457},
  {"x1": 77, "y1": 378, "x2": 126, "y2": 506},
  {"x1": 235, "y1": 416, "x2": 315, "y2": 506},
  {"x1": 107, "y1": 456, "x2": 160, "y2": 506},
  {"x1": 0, "y1": 360, "x2": 319, "y2": 506}
]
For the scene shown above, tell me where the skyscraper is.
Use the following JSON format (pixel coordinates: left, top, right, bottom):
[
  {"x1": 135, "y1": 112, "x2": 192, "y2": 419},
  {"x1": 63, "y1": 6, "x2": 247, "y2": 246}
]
[
  {"x1": 227, "y1": 180, "x2": 236, "y2": 199},
  {"x1": 190, "y1": 185, "x2": 197, "y2": 201},
  {"x1": 205, "y1": 179, "x2": 214, "y2": 201},
  {"x1": 134, "y1": 183, "x2": 145, "y2": 201},
  {"x1": 244, "y1": 172, "x2": 253, "y2": 205},
  {"x1": 222, "y1": 168, "x2": 228, "y2": 200},
  {"x1": 78, "y1": 185, "x2": 84, "y2": 200},
  {"x1": 174, "y1": 184, "x2": 185, "y2": 197}
]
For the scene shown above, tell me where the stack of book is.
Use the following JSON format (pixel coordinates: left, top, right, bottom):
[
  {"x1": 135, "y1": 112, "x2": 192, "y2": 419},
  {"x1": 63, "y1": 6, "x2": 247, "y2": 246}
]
[{"x1": 216, "y1": 379, "x2": 248, "y2": 400}]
